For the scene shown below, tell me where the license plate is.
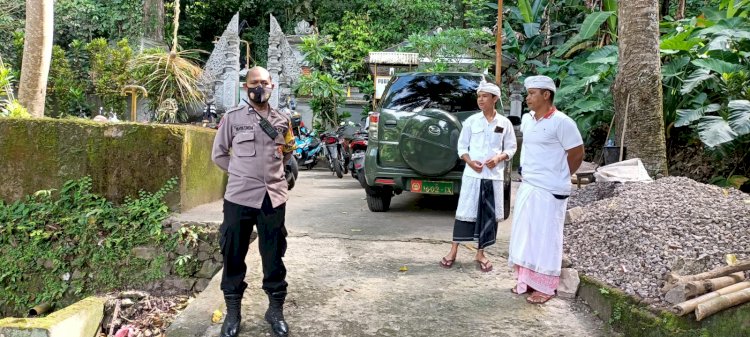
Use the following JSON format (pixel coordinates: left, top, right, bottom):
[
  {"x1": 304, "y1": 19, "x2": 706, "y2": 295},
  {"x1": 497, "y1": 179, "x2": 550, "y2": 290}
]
[
  {"x1": 409, "y1": 180, "x2": 454, "y2": 195},
  {"x1": 352, "y1": 152, "x2": 365, "y2": 158}
]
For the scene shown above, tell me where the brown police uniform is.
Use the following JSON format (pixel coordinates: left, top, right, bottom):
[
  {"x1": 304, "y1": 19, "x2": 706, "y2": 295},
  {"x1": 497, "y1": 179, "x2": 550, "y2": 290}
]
[{"x1": 212, "y1": 103, "x2": 294, "y2": 296}]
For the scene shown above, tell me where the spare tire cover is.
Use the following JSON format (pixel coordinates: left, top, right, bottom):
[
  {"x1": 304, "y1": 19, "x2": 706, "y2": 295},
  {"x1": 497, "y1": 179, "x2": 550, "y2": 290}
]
[{"x1": 399, "y1": 108, "x2": 462, "y2": 176}]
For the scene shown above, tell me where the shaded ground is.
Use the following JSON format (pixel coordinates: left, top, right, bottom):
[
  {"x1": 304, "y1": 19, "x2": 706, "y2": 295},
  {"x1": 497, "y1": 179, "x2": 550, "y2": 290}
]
[{"x1": 168, "y1": 168, "x2": 605, "y2": 337}]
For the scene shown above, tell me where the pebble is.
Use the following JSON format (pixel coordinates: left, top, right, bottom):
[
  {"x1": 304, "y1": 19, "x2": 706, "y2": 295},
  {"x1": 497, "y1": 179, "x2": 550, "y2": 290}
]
[{"x1": 564, "y1": 176, "x2": 750, "y2": 308}]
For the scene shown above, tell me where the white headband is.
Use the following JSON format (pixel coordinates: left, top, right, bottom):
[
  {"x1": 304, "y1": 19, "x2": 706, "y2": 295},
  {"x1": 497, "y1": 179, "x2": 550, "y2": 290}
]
[
  {"x1": 476, "y1": 81, "x2": 501, "y2": 97},
  {"x1": 524, "y1": 75, "x2": 556, "y2": 93}
]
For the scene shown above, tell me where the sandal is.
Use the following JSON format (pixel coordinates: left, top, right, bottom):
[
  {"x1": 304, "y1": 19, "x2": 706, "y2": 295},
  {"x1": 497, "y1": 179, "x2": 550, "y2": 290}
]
[
  {"x1": 440, "y1": 256, "x2": 456, "y2": 269},
  {"x1": 510, "y1": 286, "x2": 523, "y2": 295},
  {"x1": 526, "y1": 291, "x2": 554, "y2": 304},
  {"x1": 476, "y1": 259, "x2": 493, "y2": 273}
]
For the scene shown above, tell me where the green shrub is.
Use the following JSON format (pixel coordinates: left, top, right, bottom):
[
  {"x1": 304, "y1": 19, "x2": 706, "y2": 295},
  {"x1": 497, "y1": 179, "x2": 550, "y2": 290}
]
[{"x1": 0, "y1": 177, "x2": 177, "y2": 316}]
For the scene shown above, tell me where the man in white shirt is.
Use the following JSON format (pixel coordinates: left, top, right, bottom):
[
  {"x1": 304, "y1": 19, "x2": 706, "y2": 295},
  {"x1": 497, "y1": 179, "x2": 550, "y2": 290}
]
[
  {"x1": 440, "y1": 82, "x2": 517, "y2": 272},
  {"x1": 508, "y1": 75, "x2": 584, "y2": 304}
]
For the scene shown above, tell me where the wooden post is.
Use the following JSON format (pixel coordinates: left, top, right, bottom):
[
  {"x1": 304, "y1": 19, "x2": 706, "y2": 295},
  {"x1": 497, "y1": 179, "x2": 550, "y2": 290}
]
[{"x1": 495, "y1": 0, "x2": 503, "y2": 85}]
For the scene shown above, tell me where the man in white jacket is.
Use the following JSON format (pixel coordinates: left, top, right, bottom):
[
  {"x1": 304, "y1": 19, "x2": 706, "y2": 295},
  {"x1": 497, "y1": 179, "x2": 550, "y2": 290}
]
[{"x1": 440, "y1": 81, "x2": 517, "y2": 272}]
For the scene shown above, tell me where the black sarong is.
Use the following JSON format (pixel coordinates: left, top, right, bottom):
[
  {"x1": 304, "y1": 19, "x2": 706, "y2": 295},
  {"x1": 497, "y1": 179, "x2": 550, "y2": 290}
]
[{"x1": 452, "y1": 179, "x2": 498, "y2": 249}]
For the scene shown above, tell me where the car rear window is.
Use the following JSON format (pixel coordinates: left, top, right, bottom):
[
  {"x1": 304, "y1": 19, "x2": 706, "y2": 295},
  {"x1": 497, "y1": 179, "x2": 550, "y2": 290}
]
[{"x1": 380, "y1": 74, "x2": 484, "y2": 113}]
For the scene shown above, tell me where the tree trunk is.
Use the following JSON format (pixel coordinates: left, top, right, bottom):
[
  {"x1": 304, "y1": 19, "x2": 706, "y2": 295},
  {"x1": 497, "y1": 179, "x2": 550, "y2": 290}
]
[
  {"x1": 613, "y1": 1, "x2": 669, "y2": 176},
  {"x1": 660, "y1": 0, "x2": 671, "y2": 17},
  {"x1": 18, "y1": 0, "x2": 53, "y2": 118},
  {"x1": 676, "y1": 0, "x2": 686, "y2": 19},
  {"x1": 143, "y1": 0, "x2": 165, "y2": 42}
]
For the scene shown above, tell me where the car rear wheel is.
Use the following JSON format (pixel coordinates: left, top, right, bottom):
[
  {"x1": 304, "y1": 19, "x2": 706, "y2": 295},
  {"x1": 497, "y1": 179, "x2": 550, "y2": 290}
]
[{"x1": 366, "y1": 191, "x2": 392, "y2": 212}]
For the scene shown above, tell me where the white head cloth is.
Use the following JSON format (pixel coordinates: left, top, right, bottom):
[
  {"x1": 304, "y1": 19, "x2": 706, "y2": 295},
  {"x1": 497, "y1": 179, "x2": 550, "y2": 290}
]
[
  {"x1": 476, "y1": 81, "x2": 501, "y2": 97},
  {"x1": 524, "y1": 75, "x2": 556, "y2": 93}
]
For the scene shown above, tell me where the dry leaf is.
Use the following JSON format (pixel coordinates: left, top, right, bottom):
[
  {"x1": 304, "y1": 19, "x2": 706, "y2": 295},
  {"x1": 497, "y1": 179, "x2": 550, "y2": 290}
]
[
  {"x1": 399, "y1": 266, "x2": 408, "y2": 272},
  {"x1": 211, "y1": 309, "x2": 223, "y2": 324},
  {"x1": 726, "y1": 254, "x2": 738, "y2": 266},
  {"x1": 722, "y1": 189, "x2": 729, "y2": 197}
]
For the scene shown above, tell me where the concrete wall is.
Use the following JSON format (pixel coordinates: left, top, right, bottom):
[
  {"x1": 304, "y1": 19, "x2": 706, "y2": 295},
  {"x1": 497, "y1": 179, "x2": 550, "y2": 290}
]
[{"x1": 0, "y1": 118, "x2": 226, "y2": 211}]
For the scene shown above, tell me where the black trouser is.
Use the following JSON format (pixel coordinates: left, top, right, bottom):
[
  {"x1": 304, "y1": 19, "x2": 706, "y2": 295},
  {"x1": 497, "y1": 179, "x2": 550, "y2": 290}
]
[{"x1": 220, "y1": 195, "x2": 288, "y2": 295}]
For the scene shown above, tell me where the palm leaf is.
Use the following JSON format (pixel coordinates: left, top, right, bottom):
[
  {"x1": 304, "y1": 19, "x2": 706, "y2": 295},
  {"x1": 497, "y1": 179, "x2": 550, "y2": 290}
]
[
  {"x1": 697, "y1": 116, "x2": 738, "y2": 147},
  {"x1": 680, "y1": 68, "x2": 715, "y2": 95},
  {"x1": 555, "y1": 12, "x2": 615, "y2": 57},
  {"x1": 728, "y1": 100, "x2": 750, "y2": 136},
  {"x1": 691, "y1": 59, "x2": 744, "y2": 74},
  {"x1": 675, "y1": 103, "x2": 721, "y2": 127}
]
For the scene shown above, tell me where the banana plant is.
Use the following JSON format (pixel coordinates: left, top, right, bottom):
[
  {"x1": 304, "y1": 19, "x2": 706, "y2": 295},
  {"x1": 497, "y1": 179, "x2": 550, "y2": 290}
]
[{"x1": 554, "y1": 11, "x2": 616, "y2": 58}]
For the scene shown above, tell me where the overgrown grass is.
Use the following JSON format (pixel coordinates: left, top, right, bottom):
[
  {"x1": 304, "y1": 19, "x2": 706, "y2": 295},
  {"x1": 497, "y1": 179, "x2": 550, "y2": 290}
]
[{"x1": 0, "y1": 177, "x2": 179, "y2": 316}]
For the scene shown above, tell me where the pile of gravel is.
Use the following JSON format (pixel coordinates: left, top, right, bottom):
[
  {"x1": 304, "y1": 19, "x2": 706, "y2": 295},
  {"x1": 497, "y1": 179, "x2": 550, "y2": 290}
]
[{"x1": 564, "y1": 176, "x2": 750, "y2": 307}]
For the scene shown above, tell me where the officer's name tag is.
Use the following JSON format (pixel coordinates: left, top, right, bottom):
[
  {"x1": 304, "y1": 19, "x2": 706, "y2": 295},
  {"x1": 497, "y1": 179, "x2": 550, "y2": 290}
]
[
  {"x1": 494, "y1": 126, "x2": 504, "y2": 133},
  {"x1": 234, "y1": 124, "x2": 254, "y2": 132}
]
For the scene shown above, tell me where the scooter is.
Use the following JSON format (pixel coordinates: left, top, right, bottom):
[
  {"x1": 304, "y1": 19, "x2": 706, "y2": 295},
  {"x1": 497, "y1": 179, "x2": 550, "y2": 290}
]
[
  {"x1": 294, "y1": 131, "x2": 323, "y2": 170},
  {"x1": 349, "y1": 131, "x2": 368, "y2": 188},
  {"x1": 320, "y1": 130, "x2": 346, "y2": 178},
  {"x1": 285, "y1": 157, "x2": 298, "y2": 190}
]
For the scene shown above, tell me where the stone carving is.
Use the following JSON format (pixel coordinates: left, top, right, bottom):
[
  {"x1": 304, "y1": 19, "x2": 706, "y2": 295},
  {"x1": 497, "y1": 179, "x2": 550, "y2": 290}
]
[
  {"x1": 268, "y1": 14, "x2": 302, "y2": 110},
  {"x1": 294, "y1": 20, "x2": 316, "y2": 35},
  {"x1": 197, "y1": 13, "x2": 240, "y2": 114}
]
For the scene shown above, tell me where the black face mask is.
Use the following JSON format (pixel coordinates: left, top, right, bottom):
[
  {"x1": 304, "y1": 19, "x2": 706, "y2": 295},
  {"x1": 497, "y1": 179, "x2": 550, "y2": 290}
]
[{"x1": 247, "y1": 85, "x2": 272, "y2": 104}]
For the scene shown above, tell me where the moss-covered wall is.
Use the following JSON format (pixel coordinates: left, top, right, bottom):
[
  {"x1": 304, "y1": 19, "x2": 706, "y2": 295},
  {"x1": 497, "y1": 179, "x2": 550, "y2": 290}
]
[
  {"x1": 0, "y1": 118, "x2": 225, "y2": 211},
  {"x1": 579, "y1": 275, "x2": 750, "y2": 337},
  {"x1": 181, "y1": 128, "x2": 227, "y2": 210}
]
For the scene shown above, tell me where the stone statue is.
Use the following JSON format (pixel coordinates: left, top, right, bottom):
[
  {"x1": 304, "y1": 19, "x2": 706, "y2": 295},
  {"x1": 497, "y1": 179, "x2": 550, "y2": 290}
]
[
  {"x1": 268, "y1": 14, "x2": 302, "y2": 110},
  {"x1": 294, "y1": 20, "x2": 316, "y2": 35},
  {"x1": 197, "y1": 13, "x2": 241, "y2": 115}
]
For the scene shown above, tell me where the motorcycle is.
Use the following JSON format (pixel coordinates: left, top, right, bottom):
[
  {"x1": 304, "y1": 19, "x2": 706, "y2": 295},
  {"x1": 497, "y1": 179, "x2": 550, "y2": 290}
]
[
  {"x1": 349, "y1": 130, "x2": 368, "y2": 188},
  {"x1": 285, "y1": 157, "x2": 298, "y2": 190},
  {"x1": 320, "y1": 129, "x2": 346, "y2": 178},
  {"x1": 293, "y1": 130, "x2": 323, "y2": 170}
]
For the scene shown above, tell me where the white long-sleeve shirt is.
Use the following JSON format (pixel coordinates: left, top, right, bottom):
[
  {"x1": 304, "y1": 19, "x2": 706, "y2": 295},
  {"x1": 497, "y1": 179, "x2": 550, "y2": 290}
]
[{"x1": 457, "y1": 112, "x2": 517, "y2": 180}]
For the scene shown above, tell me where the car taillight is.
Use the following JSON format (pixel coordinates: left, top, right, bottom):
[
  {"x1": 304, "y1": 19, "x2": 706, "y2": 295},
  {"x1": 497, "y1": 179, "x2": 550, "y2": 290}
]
[
  {"x1": 325, "y1": 137, "x2": 337, "y2": 144},
  {"x1": 369, "y1": 112, "x2": 379, "y2": 140}
]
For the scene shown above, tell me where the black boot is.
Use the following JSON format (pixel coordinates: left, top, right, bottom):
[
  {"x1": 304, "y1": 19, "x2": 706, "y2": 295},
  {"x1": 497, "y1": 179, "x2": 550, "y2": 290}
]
[
  {"x1": 221, "y1": 294, "x2": 242, "y2": 337},
  {"x1": 264, "y1": 291, "x2": 289, "y2": 337}
]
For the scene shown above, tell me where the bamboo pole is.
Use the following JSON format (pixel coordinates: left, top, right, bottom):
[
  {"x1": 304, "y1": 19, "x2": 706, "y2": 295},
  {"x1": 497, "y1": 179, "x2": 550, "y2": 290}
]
[
  {"x1": 685, "y1": 272, "x2": 745, "y2": 298},
  {"x1": 495, "y1": 0, "x2": 503, "y2": 85},
  {"x1": 667, "y1": 260, "x2": 750, "y2": 287},
  {"x1": 672, "y1": 281, "x2": 750, "y2": 316},
  {"x1": 695, "y1": 287, "x2": 750, "y2": 321}
]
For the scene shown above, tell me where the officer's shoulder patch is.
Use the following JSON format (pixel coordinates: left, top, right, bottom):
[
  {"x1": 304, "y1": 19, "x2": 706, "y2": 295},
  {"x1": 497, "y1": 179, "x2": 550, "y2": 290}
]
[{"x1": 225, "y1": 105, "x2": 246, "y2": 114}]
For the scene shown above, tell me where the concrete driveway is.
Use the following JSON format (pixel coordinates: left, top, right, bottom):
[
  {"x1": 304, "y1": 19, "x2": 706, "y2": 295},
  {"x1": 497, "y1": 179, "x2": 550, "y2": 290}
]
[{"x1": 167, "y1": 168, "x2": 605, "y2": 337}]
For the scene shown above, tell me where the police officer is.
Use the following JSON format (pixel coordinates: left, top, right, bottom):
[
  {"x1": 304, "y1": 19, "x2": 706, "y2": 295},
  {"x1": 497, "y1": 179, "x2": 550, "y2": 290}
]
[{"x1": 211, "y1": 66, "x2": 294, "y2": 337}]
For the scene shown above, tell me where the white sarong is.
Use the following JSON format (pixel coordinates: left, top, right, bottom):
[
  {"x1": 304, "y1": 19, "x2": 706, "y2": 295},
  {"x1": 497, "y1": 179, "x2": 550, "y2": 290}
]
[
  {"x1": 508, "y1": 183, "x2": 567, "y2": 277},
  {"x1": 455, "y1": 176, "x2": 504, "y2": 223}
]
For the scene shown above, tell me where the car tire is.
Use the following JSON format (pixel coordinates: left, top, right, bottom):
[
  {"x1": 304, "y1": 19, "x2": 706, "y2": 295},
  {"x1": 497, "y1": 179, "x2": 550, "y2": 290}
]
[
  {"x1": 366, "y1": 192, "x2": 392, "y2": 212},
  {"x1": 357, "y1": 170, "x2": 368, "y2": 189}
]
